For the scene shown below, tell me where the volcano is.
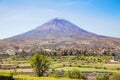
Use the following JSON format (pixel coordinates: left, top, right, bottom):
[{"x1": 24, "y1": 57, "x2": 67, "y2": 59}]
[
  {"x1": 1, "y1": 18, "x2": 120, "y2": 55},
  {"x1": 12, "y1": 18, "x2": 104, "y2": 39}
]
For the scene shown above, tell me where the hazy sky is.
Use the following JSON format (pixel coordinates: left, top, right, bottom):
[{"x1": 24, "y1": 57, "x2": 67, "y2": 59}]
[{"x1": 0, "y1": 0, "x2": 120, "y2": 39}]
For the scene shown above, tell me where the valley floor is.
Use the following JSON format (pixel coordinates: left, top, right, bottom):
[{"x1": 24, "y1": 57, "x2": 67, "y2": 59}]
[{"x1": 0, "y1": 56, "x2": 120, "y2": 80}]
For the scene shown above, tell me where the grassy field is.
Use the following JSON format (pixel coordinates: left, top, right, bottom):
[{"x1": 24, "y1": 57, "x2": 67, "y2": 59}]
[
  {"x1": 0, "y1": 72, "x2": 75, "y2": 80},
  {"x1": 14, "y1": 75, "x2": 75, "y2": 80},
  {"x1": 0, "y1": 55, "x2": 120, "y2": 80},
  {"x1": 55, "y1": 67, "x2": 120, "y2": 73}
]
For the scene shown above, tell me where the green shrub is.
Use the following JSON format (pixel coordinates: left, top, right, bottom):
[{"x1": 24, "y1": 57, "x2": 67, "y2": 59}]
[
  {"x1": 16, "y1": 65, "x2": 19, "y2": 68},
  {"x1": 52, "y1": 72, "x2": 59, "y2": 78},
  {"x1": 69, "y1": 64, "x2": 72, "y2": 67},
  {"x1": 96, "y1": 74, "x2": 109, "y2": 80},
  {"x1": 0, "y1": 72, "x2": 14, "y2": 80},
  {"x1": 9, "y1": 72, "x2": 13, "y2": 78},
  {"x1": 104, "y1": 67, "x2": 107, "y2": 69},
  {"x1": 117, "y1": 68, "x2": 120, "y2": 70},
  {"x1": 110, "y1": 73, "x2": 120, "y2": 80},
  {"x1": 63, "y1": 64, "x2": 65, "y2": 66},
  {"x1": 78, "y1": 65, "x2": 81, "y2": 67},
  {"x1": 52, "y1": 69, "x2": 55, "y2": 72},
  {"x1": 65, "y1": 69, "x2": 86, "y2": 79}
]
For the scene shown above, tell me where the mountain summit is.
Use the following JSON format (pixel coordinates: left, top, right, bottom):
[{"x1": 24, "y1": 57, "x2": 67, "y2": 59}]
[{"x1": 12, "y1": 18, "x2": 102, "y2": 39}]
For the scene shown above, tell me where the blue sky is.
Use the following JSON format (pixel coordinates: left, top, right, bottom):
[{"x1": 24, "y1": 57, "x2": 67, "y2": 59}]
[{"x1": 0, "y1": 0, "x2": 120, "y2": 39}]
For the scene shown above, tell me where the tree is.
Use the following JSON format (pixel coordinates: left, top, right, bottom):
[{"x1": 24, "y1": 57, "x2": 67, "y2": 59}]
[{"x1": 31, "y1": 53, "x2": 49, "y2": 77}]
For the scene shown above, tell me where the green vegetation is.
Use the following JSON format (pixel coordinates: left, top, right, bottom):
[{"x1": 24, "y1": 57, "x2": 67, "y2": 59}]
[
  {"x1": 65, "y1": 69, "x2": 86, "y2": 79},
  {"x1": 0, "y1": 52, "x2": 120, "y2": 80},
  {"x1": 31, "y1": 53, "x2": 49, "y2": 77},
  {"x1": 0, "y1": 72, "x2": 13, "y2": 77},
  {"x1": 96, "y1": 73, "x2": 120, "y2": 80},
  {"x1": 110, "y1": 73, "x2": 120, "y2": 80},
  {"x1": 52, "y1": 71, "x2": 59, "y2": 78},
  {"x1": 96, "y1": 74, "x2": 109, "y2": 80},
  {"x1": 0, "y1": 72, "x2": 14, "y2": 80},
  {"x1": 14, "y1": 75, "x2": 75, "y2": 80}
]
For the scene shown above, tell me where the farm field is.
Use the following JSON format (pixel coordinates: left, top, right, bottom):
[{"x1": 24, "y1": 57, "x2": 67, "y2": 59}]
[
  {"x1": 14, "y1": 75, "x2": 75, "y2": 80},
  {"x1": 0, "y1": 55, "x2": 120, "y2": 80},
  {"x1": 0, "y1": 72, "x2": 75, "y2": 80}
]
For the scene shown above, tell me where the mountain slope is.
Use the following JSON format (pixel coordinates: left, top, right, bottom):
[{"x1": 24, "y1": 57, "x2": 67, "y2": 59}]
[
  {"x1": 12, "y1": 18, "x2": 103, "y2": 39},
  {"x1": 1, "y1": 18, "x2": 120, "y2": 54}
]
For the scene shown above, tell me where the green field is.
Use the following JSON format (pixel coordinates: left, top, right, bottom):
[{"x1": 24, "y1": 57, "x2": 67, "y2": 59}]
[{"x1": 0, "y1": 55, "x2": 120, "y2": 80}]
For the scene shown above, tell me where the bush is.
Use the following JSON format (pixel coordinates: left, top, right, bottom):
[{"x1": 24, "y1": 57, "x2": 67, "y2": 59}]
[
  {"x1": 78, "y1": 65, "x2": 81, "y2": 67},
  {"x1": 63, "y1": 64, "x2": 65, "y2": 66},
  {"x1": 69, "y1": 64, "x2": 72, "y2": 67},
  {"x1": 52, "y1": 72, "x2": 59, "y2": 78},
  {"x1": 16, "y1": 65, "x2": 19, "y2": 68},
  {"x1": 117, "y1": 68, "x2": 120, "y2": 70},
  {"x1": 9, "y1": 72, "x2": 13, "y2": 78},
  {"x1": 96, "y1": 74, "x2": 109, "y2": 80},
  {"x1": 0, "y1": 76, "x2": 14, "y2": 80},
  {"x1": 65, "y1": 69, "x2": 86, "y2": 79},
  {"x1": 0, "y1": 72, "x2": 14, "y2": 80},
  {"x1": 104, "y1": 67, "x2": 107, "y2": 69},
  {"x1": 52, "y1": 69, "x2": 55, "y2": 72},
  {"x1": 110, "y1": 73, "x2": 120, "y2": 80}
]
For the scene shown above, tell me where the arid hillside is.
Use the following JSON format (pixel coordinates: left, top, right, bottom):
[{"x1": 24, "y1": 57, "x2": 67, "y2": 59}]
[{"x1": 0, "y1": 18, "x2": 120, "y2": 55}]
